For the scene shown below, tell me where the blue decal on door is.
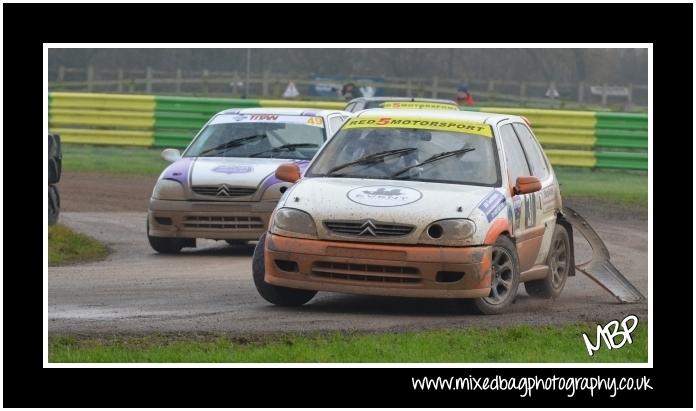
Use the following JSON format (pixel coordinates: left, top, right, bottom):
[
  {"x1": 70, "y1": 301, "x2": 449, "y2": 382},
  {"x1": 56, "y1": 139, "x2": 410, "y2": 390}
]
[{"x1": 478, "y1": 191, "x2": 507, "y2": 222}]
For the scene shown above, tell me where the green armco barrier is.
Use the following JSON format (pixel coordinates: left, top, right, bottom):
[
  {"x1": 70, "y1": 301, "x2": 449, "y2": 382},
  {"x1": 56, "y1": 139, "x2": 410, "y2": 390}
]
[
  {"x1": 154, "y1": 111, "x2": 212, "y2": 130},
  {"x1": 47, "y1": 92, "x2": 648, "y2": 170},
  {"x1": 595, "y1": 129, "x2": 648, "y2": 149},
  {"x1": 595, "y1": 151, "x2": 648, "y2": 170},
  {"x1": 595, "y1": 112, "x2": 648, "y2": 130},
  {"x1": 155, "y1": 95, "x2": 261, "y2": 113}
]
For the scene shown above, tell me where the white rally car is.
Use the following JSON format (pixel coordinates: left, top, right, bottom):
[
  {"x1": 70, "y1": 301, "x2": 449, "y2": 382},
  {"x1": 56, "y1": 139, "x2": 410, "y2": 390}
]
[
  {"x1": 147, "y1": 107, "x2": 351, "y2": 253},
  {"x1": 252, "y1": 109, "x2": 644, "y2": 314}
]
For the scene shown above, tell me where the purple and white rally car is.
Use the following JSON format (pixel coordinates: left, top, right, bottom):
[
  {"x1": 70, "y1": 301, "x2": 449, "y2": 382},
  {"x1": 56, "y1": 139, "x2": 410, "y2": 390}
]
[{"x1": 147, "y1": 108, "x2": 351, "y2": 253}]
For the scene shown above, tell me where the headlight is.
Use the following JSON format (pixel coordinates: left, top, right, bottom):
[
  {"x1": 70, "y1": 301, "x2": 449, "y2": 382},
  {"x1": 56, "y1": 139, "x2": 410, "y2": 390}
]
[
  {"x1": 152, "y1": 179, "x2": 185, "y2": 200},
  {"x1": 271, "y1": 208, "x2": 318, "y2": 239},
  {"x1": 419, "y1": 219, "x2": 476, "y2": 245}
]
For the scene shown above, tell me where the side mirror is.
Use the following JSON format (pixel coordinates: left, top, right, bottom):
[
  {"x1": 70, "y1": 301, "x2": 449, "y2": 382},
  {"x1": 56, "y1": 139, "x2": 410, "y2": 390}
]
[
  {"x1": 514, "y1": 176, "x2": 541, "y2": 195},
  {"x1": 275, "y1": 163, "x2": 301, "y2": 183},
  {"x1": 161, "y1": 148, "x2": 181, "y2": 163}
]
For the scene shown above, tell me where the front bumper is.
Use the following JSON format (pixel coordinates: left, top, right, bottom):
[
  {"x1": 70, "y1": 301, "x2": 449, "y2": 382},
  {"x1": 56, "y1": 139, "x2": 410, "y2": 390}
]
[
  {"x1": 265, "y1": 233, "x2": 493, "y2": 298},
  {"x1": 148, "y1": 198, "x2": 277, "y2": 240}
]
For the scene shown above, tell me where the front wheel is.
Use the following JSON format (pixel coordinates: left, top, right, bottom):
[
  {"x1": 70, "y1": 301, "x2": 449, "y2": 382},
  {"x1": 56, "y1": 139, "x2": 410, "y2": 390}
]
[
  {"x1": 469, "y1": 235, "x2": 520, "y2": 315},
  {"x1": 524, "y1": 224, "x2": 571, "y2": 299},
  {"x1": 252, "y1": 233, "x2": 317, "y2": 306},
  {"x1": 146, "y1": 219, "x2": 193, "y2": 254}
]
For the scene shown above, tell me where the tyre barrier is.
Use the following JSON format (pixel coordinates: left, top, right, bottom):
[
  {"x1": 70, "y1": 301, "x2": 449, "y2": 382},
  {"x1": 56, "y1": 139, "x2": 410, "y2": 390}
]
[
  {"x1": 48, "y1": 133, "x2": 62, "y2": 184},
  {"x1": 48, "y1": 184, "x2": 60, "y2": 225}
]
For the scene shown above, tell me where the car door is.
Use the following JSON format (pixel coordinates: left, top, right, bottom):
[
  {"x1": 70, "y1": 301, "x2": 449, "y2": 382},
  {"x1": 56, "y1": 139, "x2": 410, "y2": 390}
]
[
  {"x1": 511, "y1": 122, "x2": 558, "y2": 265},
  {"x1": 498, "y1": 123, "x2": 546, "y2": 272}
]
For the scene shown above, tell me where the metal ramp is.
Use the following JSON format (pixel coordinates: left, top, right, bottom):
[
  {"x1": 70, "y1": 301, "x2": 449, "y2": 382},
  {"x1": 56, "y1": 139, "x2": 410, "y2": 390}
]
[{"x1": 562, "y1": 206, "x2": 645, "y2": 303}]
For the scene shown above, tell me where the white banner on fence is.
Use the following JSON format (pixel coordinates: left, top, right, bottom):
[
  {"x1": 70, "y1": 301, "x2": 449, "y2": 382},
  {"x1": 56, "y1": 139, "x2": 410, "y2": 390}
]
[{"x1": 590, "y1": 86, "x2": 629, "y2": 96}]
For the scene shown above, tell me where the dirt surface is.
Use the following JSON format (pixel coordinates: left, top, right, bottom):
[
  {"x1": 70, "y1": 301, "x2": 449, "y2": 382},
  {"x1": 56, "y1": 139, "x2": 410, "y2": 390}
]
[
  {"x1": 59, "y1": 171, "x2": 157, "y2": 212},
  {"x1": 49, "y1": 172, "x2": 648, "y2": 336}
]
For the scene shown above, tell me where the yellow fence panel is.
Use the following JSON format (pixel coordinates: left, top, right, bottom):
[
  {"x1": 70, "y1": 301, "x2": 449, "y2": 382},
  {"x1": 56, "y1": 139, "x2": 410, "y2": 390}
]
[
  {"x1": 50, "y1": 127, "x2": 154, "y2": 147},
  {"x1": 544, "y1": 149, "x2": 596, "y2": 168}
]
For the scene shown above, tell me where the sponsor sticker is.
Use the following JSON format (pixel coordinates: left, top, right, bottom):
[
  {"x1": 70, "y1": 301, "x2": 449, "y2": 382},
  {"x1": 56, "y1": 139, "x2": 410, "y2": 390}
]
[
  {"x1": 541, "y1": 185, "x2": 556, "y2": 211},
  {"x1": 380, "y1": 102, "x2": 458, "y2": 110},
  {"x1": 478, "y1": 190, "x2": 507, "y2": 222},
  {"x1": 343, "y1": 116, "x2": 492, "y2": 137},
  {"x1": 347, "y1": 186, "x2": 422, "y2": 207},
  {"x1": 212, "y1": 165, "x2": 253, "y2": 174},
  {"x1": 513, "y1": 196, "x2": 522, "y2": 230},
  {"x1": 212, "y1": 114, "x2": 325, "y2": 127}
]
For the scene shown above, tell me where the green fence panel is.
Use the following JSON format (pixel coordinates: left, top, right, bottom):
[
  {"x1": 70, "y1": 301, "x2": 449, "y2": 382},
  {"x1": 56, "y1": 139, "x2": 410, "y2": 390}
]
[
  {"x1": 595, "y1": 129, "x2": 648, "y2": 149},
  {"x1": 595, "y1": 151, "x2": 648, "y2": 170},
  {"x1": 154, "y1": 111, "x2": 211, "y2": 130},
  {"x1": 155, "y1": 96, "x2": 261, "y2": 114},
  {"x1": 595, "y1": 112, "x2": 648, "y2": 130}
]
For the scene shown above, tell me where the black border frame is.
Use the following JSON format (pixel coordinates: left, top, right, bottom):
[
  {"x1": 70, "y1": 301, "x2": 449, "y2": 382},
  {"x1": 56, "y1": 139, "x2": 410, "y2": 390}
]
[{"x1": 3, "y1": 2, "x2": 692, "y2": 408}]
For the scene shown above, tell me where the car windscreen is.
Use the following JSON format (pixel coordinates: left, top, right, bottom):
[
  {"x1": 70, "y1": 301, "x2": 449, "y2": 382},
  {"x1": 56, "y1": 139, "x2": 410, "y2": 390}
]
[
  {"x1": 184, "y1": 114, "x2": 326, "y2": 160},
  {"x1": 306, "y1": 117, "x2": 499, "y2": 186}
]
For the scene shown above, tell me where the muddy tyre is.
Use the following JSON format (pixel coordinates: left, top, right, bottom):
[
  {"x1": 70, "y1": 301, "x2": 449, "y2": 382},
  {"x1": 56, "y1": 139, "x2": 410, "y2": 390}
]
[
  {"x1": 146, "y1": 219, "x2": 190, "y2": 254},
  {"x1": 525, "y1": 224, "x2": 571, "y2": 299},
  {"x1": 48, "y1": 185, "x2": 60, "y2": 225},
  {"x1": 48, "y1": 134, "x2": 62, "y2": 184},
  {"x1": 470, "y1": 235, "x2": 520, "y2": 315},
  {"x1": 253, "y1": 233, "x2": 316, "y2": 306}
]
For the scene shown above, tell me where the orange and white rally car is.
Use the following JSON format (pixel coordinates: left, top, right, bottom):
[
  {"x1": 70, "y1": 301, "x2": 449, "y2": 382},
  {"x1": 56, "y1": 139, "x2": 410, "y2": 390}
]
[{"x1": 252, "y1": 109, "x2": 644, "y2": 314}]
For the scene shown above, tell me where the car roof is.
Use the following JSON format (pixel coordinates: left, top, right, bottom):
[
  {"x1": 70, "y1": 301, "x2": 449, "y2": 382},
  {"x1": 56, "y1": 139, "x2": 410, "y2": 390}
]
[
  {"x1": 217, "y1": 107, "x2": 351, "y2": 117},
  {"x1": 347, "y1": 96, "x2": 458, "y2": 105},
  {"x1": 352, "y1": 108, "x2": 524, "y2": 126}
]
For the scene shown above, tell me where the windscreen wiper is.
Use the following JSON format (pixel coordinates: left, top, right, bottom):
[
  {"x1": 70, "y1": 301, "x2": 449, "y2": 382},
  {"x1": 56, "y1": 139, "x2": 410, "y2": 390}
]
[
  {"x1": 198, "y1": 134, "x2": 268, "y2": 156},
  {"x1": 249, "y1": 143, "x2": 319, "y2": 158},
  {"x1": 390, "y1": 148, "x2": 475, "y2": 178},
  {"x1": 326, "y1": 148, "x2": 417, "y2": 176}
]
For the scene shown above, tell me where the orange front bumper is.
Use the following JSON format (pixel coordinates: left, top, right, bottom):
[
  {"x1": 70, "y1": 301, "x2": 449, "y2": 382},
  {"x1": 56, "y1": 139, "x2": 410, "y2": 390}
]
[{"x1": 264, "y1": 233, "x2": 492, "y2": 299}]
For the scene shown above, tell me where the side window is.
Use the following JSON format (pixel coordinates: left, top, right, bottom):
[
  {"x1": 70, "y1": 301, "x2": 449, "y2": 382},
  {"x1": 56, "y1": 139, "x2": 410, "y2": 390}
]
[
  {"x1": 499, "y1": 124, "x2": 531, "y2": 183},
  {"x1": 512, "y1": 123, "x2": 549, "y2": 179},
  {"x1": 344, "y1": 103, "x2": 356, "y2": 112},
  {"x1": 329, "y1": 115, "x2": 345, "y2": 133}
]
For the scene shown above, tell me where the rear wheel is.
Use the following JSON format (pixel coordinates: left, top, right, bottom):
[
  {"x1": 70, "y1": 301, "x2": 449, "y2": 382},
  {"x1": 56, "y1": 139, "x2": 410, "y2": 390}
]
[
  {"x1": 525, "y1": 224, "x2": 571, "y2": 299},
  {"x1": 252, "y1": 233, "x2": 317, "y2": 306},
  {"x1": 470, "y1": 235, "x2": 520, "y2": 315}
]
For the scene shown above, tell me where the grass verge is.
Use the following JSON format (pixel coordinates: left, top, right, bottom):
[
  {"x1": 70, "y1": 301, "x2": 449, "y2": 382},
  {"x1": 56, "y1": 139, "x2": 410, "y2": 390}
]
[
  {"x1": 49, "y1": 322, "x2": 647, "y2": 363},
  {"x1": 555, "y1": 167, "x2": 647, "y2": 208},
  {"x1": 63, "y1": 144, "x2": 169, "y2": 175},
  {"x1": 49, "y1": 224, "x2": 110, "y2": 266},
  {"x1": 61, "y1": 144, "x2": 648, "y2": 207}
]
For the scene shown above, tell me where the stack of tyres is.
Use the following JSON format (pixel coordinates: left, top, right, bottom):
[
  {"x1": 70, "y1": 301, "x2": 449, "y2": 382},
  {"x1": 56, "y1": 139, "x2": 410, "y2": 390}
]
[{"x1": 48, "y1": 134, "x2": 62, "y2": 225}]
